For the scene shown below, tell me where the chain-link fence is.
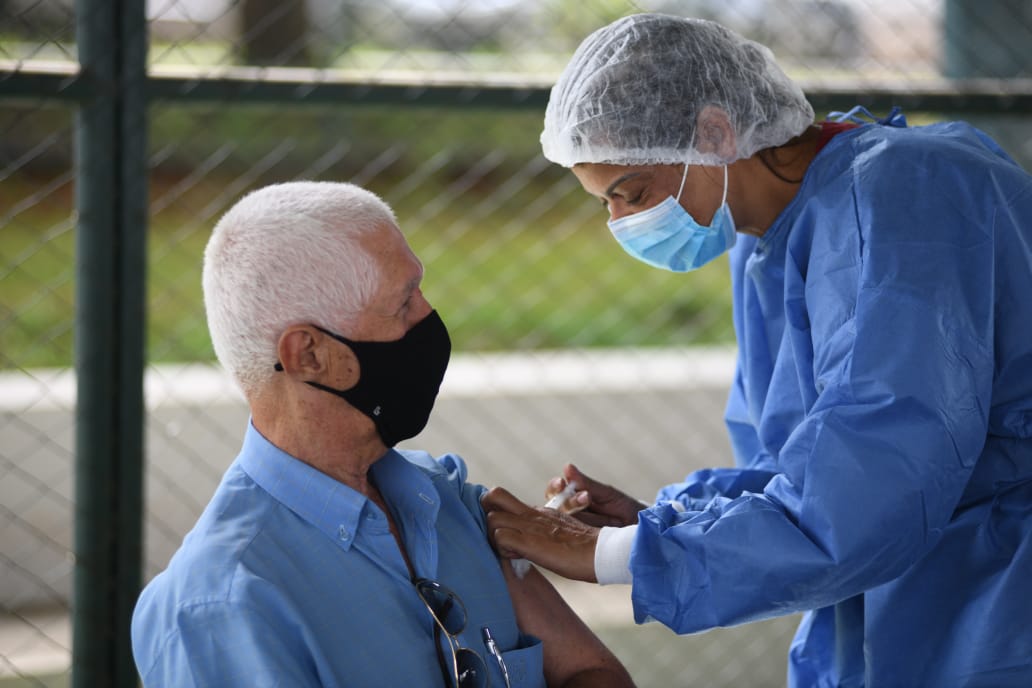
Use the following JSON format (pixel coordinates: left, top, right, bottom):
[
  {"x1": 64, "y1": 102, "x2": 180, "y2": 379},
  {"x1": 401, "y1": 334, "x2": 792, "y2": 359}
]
[{"x1": 2, "y1": 0, "x2": 1031, "y2": 686}]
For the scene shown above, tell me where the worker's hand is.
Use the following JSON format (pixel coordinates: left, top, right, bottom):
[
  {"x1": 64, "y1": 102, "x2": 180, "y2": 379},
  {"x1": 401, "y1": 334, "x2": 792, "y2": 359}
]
[
  {"x1": 545, "y1": 463, "x2": 646, "y2": 528},
  {"x1": 483, "y1": 487, "x2": 600, "y2": 583}
]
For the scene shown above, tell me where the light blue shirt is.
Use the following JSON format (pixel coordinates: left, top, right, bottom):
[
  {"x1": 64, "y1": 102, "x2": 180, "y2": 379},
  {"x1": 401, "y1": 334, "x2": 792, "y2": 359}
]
[
  {"x1": 132, "y1": 422, "x2": 544, "y2": 687},
  {"x1": 629, "y1": 119, "x2": 1032, "y2": 686}
]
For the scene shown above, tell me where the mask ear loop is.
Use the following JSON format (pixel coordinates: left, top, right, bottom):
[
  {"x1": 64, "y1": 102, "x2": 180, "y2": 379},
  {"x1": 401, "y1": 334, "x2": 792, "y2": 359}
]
[
  {"x1": 675, "y1": 163, "x2": 728, "y2": 207},
  {"x1": 674, "y1": 163, "x2": 690, "y2": 202}
]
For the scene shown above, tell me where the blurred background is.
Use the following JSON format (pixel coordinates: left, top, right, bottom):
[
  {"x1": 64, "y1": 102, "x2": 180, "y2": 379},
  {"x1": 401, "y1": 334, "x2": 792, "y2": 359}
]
[{"x1": 2, "y1": 0, "x2": 1030, "y2": 686}]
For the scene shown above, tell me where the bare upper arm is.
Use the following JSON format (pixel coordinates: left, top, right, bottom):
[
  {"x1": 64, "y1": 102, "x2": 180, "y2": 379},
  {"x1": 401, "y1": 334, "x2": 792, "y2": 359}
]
[{"x1": 501, "y1": 561, "x2": 635, "y2": 687}]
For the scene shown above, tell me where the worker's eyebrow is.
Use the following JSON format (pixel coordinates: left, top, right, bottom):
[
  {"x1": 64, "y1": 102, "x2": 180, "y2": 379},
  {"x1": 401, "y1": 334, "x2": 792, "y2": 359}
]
[{"x1": 605, "y1": 171, "x2": 646, "y2": 197}]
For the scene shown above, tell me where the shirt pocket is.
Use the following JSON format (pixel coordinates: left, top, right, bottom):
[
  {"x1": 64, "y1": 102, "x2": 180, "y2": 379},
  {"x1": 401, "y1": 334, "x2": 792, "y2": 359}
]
[{"x1": 496, "y1": 633, "x2": 544, "y2": 688}]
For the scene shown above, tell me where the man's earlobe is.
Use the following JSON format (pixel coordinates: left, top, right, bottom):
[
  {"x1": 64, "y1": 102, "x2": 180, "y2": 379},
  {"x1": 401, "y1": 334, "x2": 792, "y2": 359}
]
[{"x1": 696, "y1": 105, "x2": 737, "y2": 161}]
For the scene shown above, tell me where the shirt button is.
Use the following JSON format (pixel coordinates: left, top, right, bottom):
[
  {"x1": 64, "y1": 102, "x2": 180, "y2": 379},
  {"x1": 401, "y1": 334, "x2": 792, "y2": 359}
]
[{"x1": 338, "y1": 526, "x2": 350, "y2": 540}]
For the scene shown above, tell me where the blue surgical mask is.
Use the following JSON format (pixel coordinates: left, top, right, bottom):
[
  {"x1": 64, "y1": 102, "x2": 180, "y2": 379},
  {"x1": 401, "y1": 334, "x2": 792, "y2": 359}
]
[{"x1": 607, "y1": 164, "x2": 736, "y2": 272}]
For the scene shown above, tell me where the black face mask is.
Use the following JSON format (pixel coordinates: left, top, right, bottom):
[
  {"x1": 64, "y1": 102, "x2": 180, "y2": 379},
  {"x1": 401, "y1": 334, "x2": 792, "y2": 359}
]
[{"x1": 277, "y1": 310, "x2": 451, "y2": 447}]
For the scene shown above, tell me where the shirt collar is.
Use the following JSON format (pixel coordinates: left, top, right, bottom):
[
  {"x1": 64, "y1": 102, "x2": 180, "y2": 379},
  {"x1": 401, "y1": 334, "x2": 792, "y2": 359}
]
[{"x1": 237, "y1": 421, "x2": 439, "y2": 557}]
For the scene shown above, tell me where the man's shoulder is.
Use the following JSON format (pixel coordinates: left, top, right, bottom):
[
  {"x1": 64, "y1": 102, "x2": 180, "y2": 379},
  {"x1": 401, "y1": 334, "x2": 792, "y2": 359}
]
[
  {"x1": 391, "y1": 449, "x2": 489, "y2": 526},
  {"x1": 138, "y1": 466, "x2": 281, "y2": 608},
  {"x1": 395, "y1": 448, "x2": 470, "y2": 483}
]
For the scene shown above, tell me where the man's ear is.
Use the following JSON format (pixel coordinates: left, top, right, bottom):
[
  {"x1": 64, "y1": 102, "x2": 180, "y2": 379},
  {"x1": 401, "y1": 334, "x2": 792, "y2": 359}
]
[
  {"x1": 276, "y1": 326, "x2": 321, "y2": 377},
  {"x1": 696, "y1": 105, "x2": 737, "y2": 161},
  {"x1": 276, "y1": 325, "x2": 360, "y2": 389}
]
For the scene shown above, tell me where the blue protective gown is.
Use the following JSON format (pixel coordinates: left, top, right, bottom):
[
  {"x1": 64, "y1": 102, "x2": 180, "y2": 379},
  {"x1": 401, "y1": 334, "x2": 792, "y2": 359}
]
[{"x1": 629, "y1": 118, "x2": 1032, "y2": 687}]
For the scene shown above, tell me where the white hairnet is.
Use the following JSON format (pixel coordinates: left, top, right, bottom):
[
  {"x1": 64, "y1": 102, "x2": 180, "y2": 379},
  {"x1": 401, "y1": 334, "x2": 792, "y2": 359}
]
[{"x1": 541, "y1": 14, "x2": 815, "y2": 167}]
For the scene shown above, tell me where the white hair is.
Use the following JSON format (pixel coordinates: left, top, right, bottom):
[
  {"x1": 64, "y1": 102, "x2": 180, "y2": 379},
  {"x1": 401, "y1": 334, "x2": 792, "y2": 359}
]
[{"x1": 202, "y1": 181, "x2": 396, "y2": 397}]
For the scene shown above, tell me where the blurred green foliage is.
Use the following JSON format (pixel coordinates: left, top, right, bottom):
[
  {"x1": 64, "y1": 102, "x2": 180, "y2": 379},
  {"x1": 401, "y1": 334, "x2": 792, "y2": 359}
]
[{"x1": 2, "y1": 102, "x2": 735, "y2": 370}]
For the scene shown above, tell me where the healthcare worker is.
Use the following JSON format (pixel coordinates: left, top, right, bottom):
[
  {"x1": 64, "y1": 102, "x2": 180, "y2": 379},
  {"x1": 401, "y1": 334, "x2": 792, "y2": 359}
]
[{"x1": 482, "y1": 13, "x2": 1032, "y2": 688}]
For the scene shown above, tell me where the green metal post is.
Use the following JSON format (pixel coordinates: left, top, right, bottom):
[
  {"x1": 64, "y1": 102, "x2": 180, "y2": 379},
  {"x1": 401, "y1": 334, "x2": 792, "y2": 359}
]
[{"x1": 73, "y1": 0, "x2": 148, "y2": 686}]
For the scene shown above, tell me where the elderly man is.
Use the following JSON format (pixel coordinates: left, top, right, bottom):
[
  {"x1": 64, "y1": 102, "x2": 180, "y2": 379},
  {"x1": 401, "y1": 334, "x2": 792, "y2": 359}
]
[{"x1": 131, "y1": 181, "x2": 633, "y2": 688}]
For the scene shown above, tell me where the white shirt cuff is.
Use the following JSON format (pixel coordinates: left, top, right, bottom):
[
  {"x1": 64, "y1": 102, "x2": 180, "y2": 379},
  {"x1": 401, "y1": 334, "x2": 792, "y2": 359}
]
[{"x1": 594, "y1": 525, "x2": 636, "y2": 585}]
